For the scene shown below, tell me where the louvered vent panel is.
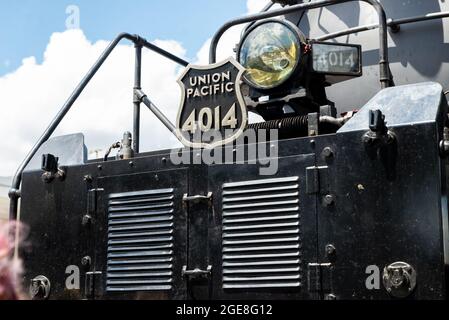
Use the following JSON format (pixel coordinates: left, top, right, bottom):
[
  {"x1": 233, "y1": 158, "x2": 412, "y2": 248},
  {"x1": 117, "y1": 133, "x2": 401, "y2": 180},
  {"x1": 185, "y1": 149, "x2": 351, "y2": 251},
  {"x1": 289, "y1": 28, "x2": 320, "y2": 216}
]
[
  {"x1": 106, "y1": 188, "x2": 174, "y2": 292},
  {"x1": 222, "y1": 177, "x2": 302, "y2": 289}
]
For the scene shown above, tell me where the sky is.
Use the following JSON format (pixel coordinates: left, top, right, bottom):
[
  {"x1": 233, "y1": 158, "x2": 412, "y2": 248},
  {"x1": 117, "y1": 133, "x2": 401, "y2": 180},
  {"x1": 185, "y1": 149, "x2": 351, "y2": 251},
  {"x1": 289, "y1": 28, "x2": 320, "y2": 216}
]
[
  {"x1": 0, "y1": 0, "x2": 268, "y2": 178},
  {"x1": 0, "y1": 0, "x2": 254, "y2": 75}
]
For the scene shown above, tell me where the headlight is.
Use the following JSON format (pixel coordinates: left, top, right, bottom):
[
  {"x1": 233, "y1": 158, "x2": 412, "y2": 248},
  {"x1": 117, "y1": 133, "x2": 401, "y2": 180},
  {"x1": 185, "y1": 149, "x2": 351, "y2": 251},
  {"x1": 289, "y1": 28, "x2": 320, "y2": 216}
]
[{"x1": 238, "y1": 19, "x2": 306, "y2": 90}]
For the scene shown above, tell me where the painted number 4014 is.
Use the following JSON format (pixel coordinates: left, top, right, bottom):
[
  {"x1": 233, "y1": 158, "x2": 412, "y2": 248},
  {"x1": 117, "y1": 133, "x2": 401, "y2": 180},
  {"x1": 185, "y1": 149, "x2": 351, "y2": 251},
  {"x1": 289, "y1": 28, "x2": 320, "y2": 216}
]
[{"x1": 182, "y1": 104, "x2": 237, "y2": 133}]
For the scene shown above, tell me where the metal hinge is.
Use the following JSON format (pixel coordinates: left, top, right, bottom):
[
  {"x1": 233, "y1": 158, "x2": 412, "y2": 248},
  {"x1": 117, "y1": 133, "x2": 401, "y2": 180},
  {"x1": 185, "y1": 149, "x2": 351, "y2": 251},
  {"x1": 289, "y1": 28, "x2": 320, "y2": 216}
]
[
  {"x1": 87, "y1": 188, "x2": 104, "y2": 215},
  {"x1": 85, "y1": 271, "x2": 103, "y2": 299},
  {"x1": 182, "y1": 265, "x2": 212, "y2": 280},
  {"x1": 306, "y1": 166, "x2": 329, "y2": 194},
  {"x1": 307, "y1": 263, "x2": 333, "y2": 293}
]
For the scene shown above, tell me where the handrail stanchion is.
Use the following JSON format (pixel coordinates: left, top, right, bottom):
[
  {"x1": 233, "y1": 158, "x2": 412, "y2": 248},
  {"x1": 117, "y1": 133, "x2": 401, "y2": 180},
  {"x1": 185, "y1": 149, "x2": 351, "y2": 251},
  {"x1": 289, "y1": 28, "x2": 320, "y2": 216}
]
[
  {"x1": 133, "y1": 42, "x2": 143, "y2": 154},
  {"x1": 9, "y1": 33, "x2": 189, "y2": 221}
]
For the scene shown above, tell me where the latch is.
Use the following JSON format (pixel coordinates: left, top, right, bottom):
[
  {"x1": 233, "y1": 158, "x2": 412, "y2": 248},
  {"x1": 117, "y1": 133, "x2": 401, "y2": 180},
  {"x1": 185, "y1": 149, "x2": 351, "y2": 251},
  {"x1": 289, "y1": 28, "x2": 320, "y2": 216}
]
[
  {"x1": 362, "y1": 109, "x2": 397, "y2": 180},
  {"x1": 182, "y1": 265, "x2": 212, "y2": 280},
  {"x1": 41, "y1": 154, "x2": 66, "y2": 183},
  {"x1": 182, "y1": 192, "x2": 213, "y2": 206}
]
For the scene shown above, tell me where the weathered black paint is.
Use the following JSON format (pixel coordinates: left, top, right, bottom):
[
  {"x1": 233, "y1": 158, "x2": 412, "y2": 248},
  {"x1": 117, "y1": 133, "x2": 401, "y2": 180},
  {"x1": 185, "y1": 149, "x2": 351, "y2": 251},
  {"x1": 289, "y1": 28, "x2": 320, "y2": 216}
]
[{"x1": 19, "y1": 106, "x2": 448, "y2": 299}]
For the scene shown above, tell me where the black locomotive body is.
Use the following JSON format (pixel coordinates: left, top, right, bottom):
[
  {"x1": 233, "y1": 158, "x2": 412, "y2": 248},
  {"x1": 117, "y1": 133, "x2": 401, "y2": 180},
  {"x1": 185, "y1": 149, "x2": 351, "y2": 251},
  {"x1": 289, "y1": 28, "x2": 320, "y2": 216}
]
[
  {"x1": 10, "y1": 0, "x2": 449, "y2": 300},
  {"x1": 19, "y1": 82, "x2": 449, "y2": 300}
]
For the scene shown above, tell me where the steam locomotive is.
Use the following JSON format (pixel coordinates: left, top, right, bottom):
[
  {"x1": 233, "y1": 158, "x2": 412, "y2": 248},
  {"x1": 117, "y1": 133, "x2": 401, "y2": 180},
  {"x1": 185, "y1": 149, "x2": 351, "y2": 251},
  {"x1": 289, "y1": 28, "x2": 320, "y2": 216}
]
[{"x1": 9, "y1": 0, "x2": 449, "y2": 300}]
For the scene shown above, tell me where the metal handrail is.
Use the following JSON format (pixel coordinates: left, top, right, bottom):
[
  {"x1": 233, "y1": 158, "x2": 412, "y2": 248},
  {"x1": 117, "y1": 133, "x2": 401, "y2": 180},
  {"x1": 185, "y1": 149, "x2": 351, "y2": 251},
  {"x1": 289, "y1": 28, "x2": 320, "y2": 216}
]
[
  {"x1": 209, "y1": 0, "x2": 391, "y2": 89},
  {"x1": 317, "y1": 11, "x2": 449, "y2": 41},
  {"x1": 9, "y1": 32, "x2": 189, "y2": 221}
]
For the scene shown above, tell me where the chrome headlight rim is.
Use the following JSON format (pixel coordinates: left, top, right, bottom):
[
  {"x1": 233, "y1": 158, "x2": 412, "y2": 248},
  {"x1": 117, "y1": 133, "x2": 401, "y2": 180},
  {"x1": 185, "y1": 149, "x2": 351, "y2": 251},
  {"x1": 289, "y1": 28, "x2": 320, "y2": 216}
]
[{"x1": 237, "y1": 18, "x2": 307, "y2": 91}]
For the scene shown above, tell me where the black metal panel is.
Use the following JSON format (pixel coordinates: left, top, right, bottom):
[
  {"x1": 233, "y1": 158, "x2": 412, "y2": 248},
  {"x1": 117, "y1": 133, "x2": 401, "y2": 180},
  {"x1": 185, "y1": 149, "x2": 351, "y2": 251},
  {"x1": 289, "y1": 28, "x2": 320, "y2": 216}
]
[
  {"x1": 20, "y1": 167, "x2": 90, "y2": 300},
  {"x1": 18, "y1": 95, "x2": 449, "y2": 300},
  {"x1": 208, "y1": 155, "x2": 318, "y2": 300},
  {"x1": 95, "y1": 169, "x2": 188, "y2": 300},
  {"x1": 313, "y1": 122, "x2": 447, "y2": 299}
]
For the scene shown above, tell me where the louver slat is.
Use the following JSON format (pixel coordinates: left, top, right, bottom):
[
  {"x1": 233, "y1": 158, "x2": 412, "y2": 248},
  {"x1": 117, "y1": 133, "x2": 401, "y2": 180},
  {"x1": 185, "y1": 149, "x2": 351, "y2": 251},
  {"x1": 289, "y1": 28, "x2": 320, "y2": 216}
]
[
  {"x1": 106, "y1": 188, "x2": 174, "y2": 292},
  {"x1": 222, "y1": 177, "x2": 302, "y2": 289}
]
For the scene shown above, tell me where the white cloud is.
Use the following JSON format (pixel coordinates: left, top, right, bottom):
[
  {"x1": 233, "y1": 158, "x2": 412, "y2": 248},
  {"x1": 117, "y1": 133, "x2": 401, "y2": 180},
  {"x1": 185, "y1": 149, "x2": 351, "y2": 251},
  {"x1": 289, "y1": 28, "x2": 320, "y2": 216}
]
[
  {"x1": 195, "y1": 0, "x2": 269, "y2": 65},
  {"x1": 0, "y1": 29, "x2": 186, "y2": 176},
  {"x1": 247, "y1": 0, "x2": 269, "y2": 14},
  {"x1": 0, "y1": 0, "x2": 269, "y2": 177}
]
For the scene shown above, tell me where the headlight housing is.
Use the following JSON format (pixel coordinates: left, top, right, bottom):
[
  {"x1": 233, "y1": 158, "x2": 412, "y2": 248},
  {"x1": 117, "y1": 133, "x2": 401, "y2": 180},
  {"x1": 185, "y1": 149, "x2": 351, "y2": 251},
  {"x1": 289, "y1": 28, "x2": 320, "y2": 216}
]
[{"x1": 237, "y1": 19, "x2": 306, "y2": 90}]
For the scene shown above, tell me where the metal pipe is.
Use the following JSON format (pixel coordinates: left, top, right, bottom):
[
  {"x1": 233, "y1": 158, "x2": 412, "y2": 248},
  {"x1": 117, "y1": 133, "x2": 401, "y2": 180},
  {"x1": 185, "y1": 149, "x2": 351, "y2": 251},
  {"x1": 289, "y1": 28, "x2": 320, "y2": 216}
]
[
  {"x1": 139, "y1": 38, "x2": 189, "y2": 67},
  {"x1": 9, "y1": 32, "x2": 133, "y2": 220},
  {"x1": 133, "y1": 44, "x2": 142, "y2": 154},
  {"x1": 9, "y1": 33, "x2": 189, "y2": 221},
  {"x1": 209, "y1": 0, "x2": 391, "y2": 89},
  {"x1": 317, "y1": 11, "x2": 449, "y2": 41},
  {"x1": 135, "y1": 89, "x2": 177, "y2": 134},
  {"x1": 241, "y1": 1, "x2": 275, "y2": 36}
]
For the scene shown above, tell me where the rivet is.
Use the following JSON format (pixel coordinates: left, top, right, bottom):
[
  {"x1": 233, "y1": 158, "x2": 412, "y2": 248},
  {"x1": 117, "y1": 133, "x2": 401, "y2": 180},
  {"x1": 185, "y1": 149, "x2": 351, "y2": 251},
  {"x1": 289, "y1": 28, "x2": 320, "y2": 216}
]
[
  {"x1": 81, "y1": 256, "x2": 91, "y2": 267},
  {"x1": 324, "y1": 194, "x2": 335, "y2": 207},
  {"x1": 82, "y1": 215, "x2": 92, "y2": 226},
  {"x1": 322, "y1": 147, "x2": 334, "y2": 159},
  {"x1": 326, "y1": 244, "x2": 336, "y2": 256},
  {"x1": 325, "y1": 294, "x2": 337, "y2": 300},
  {"x1": 310, "y1": 140, "x2": 316, "y2": 148}
]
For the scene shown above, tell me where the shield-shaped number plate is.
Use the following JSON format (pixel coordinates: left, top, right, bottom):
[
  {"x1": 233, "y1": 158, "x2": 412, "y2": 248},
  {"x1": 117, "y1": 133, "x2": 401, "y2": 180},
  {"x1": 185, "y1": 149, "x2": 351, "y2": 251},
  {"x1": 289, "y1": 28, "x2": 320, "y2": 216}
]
[{"x1": 176, "y1": 57, "x2": 248, "y2": 149}]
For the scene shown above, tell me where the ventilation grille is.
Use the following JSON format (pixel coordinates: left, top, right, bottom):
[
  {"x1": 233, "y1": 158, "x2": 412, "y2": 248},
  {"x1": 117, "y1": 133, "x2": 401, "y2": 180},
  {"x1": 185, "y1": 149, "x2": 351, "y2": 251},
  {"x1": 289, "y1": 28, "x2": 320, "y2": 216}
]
[
  {"x1": 222, "y1": 177, "x2": 302, "y2": 289},
  {"x1": 106, "y1": 188, "x2": 174, "y2": 292}
]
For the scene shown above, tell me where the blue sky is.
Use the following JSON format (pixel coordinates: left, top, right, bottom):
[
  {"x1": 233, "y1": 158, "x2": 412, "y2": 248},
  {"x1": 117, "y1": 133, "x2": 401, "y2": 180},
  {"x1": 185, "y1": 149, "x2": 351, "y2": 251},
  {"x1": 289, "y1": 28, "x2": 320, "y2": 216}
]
[{"x1": 0, "y1": 0, "x2": 249, "y2": 75}]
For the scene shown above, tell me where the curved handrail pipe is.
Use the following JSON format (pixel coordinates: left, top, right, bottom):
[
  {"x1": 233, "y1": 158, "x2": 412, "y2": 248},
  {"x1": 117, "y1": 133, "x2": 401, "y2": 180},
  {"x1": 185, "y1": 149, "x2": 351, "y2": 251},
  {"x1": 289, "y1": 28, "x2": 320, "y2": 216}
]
[
  {"x1": 209, "y1": 0, "x2": 391, "y2": 89},
  {"x1": 9, "y1": 32, "x2": 189, "y2": 221}
]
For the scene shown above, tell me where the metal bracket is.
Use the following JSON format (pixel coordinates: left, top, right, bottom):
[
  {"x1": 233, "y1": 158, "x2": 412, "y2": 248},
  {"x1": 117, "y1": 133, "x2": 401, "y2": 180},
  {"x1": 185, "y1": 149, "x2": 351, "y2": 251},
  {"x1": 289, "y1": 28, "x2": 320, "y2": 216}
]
[
  {"x1": 41, "y1": 154, "x2": 66, "y2": 183},
  {"x1": 87, "y1": 188, "x2": 104, "y2": 216},
  {"x1": 307, "y1": 263, "x2": 333, "y2": 293},
  {"x1": 85, "y1": 271, "x2": 103, "y2": 299},
  {"x1": 308, "y1": 113, "x2": 319, "y2": 136},
  {"x1": 182, "y1": 265, "x2": 212, "y2": 280},
  {"x1": 306, "y1": 166, "x2": 329, "y2": 195},
  {"x1": 182, "y1": 192, "x2": 213, "y2": 206}
]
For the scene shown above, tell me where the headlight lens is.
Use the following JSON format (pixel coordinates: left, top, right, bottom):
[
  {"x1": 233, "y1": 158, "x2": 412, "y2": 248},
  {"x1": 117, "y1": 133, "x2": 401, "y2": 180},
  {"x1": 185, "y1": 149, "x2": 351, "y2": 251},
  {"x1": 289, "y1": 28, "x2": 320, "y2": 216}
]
[{"x1": 238, "y1": 20, "x2": 303, "y2": 90}]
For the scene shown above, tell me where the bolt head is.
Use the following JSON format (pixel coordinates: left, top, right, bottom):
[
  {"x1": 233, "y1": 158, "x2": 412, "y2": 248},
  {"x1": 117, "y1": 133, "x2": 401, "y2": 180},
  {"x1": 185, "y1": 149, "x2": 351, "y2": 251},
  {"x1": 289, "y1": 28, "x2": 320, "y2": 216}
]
[
  {"x1": 326, "y1": 244, "x2": 336, "y2": 256},
  {"x1": 310, "y1": 140, "x2": 316, "y2": 148},
  {"x1": 82, "y1": 215, "x2": 92, "y2": 226},
  {"x1": 324, "y1": 194, "x2": 335, "y2": 206},
  {"x1": 322, "y1": 147, "x2": 334, "y2": 159},
  {"x1": 81, "y1": 256, "x2": 91, "y2": 266}
]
